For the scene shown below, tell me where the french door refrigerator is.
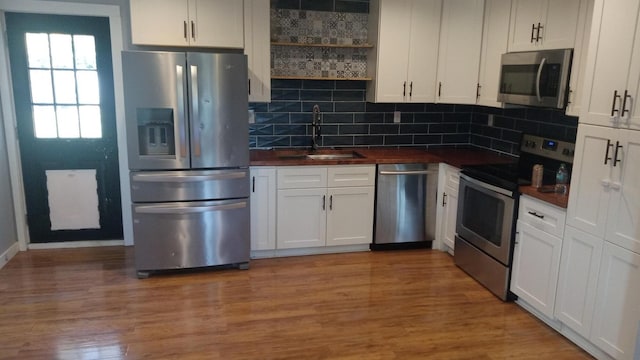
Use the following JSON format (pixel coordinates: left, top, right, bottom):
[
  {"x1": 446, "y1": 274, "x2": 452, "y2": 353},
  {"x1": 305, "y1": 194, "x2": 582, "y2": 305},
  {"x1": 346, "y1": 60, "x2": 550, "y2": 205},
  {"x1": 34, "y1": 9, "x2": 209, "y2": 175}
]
[{"x1": 122, "y1": 51, "x2": 249, "y2": 278}]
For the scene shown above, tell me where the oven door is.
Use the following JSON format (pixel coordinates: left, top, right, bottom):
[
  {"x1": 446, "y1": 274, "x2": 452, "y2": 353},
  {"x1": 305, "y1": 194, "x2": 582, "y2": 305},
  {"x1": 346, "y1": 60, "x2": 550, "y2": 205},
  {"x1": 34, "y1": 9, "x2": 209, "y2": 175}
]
[{"x1": 456, "y1": 174, "x2": 516, "y2": 265}]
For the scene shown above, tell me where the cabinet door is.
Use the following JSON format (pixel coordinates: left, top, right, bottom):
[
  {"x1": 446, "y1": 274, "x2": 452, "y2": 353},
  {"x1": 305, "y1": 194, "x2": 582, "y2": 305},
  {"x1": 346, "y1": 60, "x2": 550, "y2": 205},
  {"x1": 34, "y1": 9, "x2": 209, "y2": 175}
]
[
  {"x1": 477, "y1": 0, "x2": 511, "y2": 108},
  {"x1": 507, "y1": 0, "x2": 544, "y2": 51},
  {"x1": 244, "y1": 0, "x2": 271, "y2": 102},
  {"x1": 580, "y1": 0, "x2": 640, "y2": 127},
  {"x1": 250, "y1": 167, "x2": 276, "y2": 251},
  {"x1": 554, "y1": 225, "x2": 602, "y2": 338},
  {"x1": 276, "y1": 188, "x2": 326, "y2": 249},
  {"x1": 565, "y1": 0, "x2": 592, "y2": 117},
  {"x1": 606, "y1": 129, "x2": 640, "y2": 253},
  {"x1": 130, "y1": 0, "x2": 190, "y2": 46},
  {"x1": 436, "y1": 0, "x2": 484, "y2": 104},
  {"x1": 406, "y1": 0, "x2": 442, "y2": 103},
  {"x1": 539, "y1": 0, "x2": 582, "y2": 50},
  {"x1": 511, "y1": 220, "x2": 562, "y2": 319},
  {"x1": 591, "y1": 242, "x2": 640, "y2": 360},
  {"x1": 368, "y1": 0, "x2": 412, "y2": 103},
  {"x1": 623, "y1": 7, "x2": 640, "y2": 130},
  {"x1": 441, "y1": 165, "x2": 460, "y2": 251},
  {"x1": 326, "y1": 187, "x2": 375, "y2": 246},
  {"x1": 190, "y1": 0, "x2": 244, "y2": 48},
  {"x1": 566, "y1": 124, "x2": 616, "y2": 238}
]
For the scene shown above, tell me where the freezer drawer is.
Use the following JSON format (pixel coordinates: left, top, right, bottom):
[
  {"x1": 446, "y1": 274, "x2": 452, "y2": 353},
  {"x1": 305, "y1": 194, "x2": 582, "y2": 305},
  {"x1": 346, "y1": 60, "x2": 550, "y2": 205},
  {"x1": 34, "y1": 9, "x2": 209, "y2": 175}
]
[
  {"x1": 133, "y1": 198, "x2": 249, "y2": 272},
  {"x1": 130, "y1": 169, "x2": 249, "y2": 202}
]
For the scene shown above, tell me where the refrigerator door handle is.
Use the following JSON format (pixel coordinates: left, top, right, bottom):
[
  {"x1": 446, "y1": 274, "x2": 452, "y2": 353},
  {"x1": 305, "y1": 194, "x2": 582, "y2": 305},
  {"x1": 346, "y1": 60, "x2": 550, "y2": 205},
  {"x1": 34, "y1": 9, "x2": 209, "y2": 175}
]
[
  {"x1": 190, "y1": 64, "x2": 201, "y2": 157},
  {"x1": 176, "y1": 65, "x2": 188, "y2": 158},
  {"x1": 135, "y1": 201, "x2": 247, "y2": 215},
  {"x1": 132, "y1": 171, "x2": 247, "y2": 183}
]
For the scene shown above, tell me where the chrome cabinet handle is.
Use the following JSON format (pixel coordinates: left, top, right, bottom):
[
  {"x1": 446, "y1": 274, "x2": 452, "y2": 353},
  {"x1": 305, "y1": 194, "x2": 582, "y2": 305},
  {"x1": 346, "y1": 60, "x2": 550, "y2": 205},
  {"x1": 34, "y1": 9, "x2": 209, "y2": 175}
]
[
  {"x1": 322, "y1": 195, "x2": 326, "y2": 210},
  {"x1": 621, "y1": 90, "x2": 631, "y2": 117},
  {"x1": 476, "y1": 83, "x2": 481, "y2": 98},
  {"x1": 438, "y1": 82, "x2": 442, "y2": 97},
  {"x1": 191, "y1": 21, "x2": 195, "y2": 40},
  {"x1": 528, "y1": 211, "x2": 545, "y2": 219},
  {"x1": 611, "y1": 90, "x2": 621, "y2": 117},
  {"x1": 183, "y1": 21, "x2": 188, "y2": 40},
  {"x1": 403, "y1": 81, "x2": 406, "y2": 97},
  {"x1": 613, "y1": 141, "x2": 623, "y2": 167},
  {"x1": 442, "y1": 193, "x2": 447, "y2": 207},
  {"x1": 604, "y1": 139, "x2": 613, "y2": 165},
  {"x1": 536, "y1": 22, "x2": 543, "y2": 41},
  {"x1": 531, "y1": 23, "x2": 536, "y2": 43},
  {"x1": 329, "y1": 195, "x2": 333, "y2": 210}
]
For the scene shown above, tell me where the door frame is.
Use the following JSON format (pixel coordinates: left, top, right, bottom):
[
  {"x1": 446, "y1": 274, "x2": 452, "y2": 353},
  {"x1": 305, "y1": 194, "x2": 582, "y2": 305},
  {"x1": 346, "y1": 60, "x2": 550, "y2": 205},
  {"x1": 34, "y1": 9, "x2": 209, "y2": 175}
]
[{"x1": 0, "y1": 0, "x2": 132, "y2": 249}]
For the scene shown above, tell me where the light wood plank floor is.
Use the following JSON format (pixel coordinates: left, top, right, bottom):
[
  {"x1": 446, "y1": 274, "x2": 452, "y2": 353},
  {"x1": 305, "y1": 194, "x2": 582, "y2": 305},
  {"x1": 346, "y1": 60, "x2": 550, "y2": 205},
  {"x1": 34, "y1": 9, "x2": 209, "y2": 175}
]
[{"x1": 0, "y1": 247, "x2": 592, "y2": 359}]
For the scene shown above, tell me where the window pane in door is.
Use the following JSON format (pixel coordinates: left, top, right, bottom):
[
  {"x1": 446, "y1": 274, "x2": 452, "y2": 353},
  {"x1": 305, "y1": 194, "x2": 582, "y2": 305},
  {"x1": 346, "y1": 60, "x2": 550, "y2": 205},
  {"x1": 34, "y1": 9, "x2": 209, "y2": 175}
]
[
  {"x1": 76, "y1": 70, "x2": 99, "y2": 104},
  {"x1": 53, "y1": 70, "x2": 77, "y2": 104},
  {"x1": 50, "y1": 34, "x2": 74, "y2": 69},
  {"x1": 79, "y1": 105, "x2": 101, "y2": 138},
  {"x1": 29, "y1": 69, "x2": 54, "y2": 103},
  {"x1": 25, "y1": 33, "x2": 50, "y2": 68},
  {"x1": 33, "y1": 105, "x2": 57, "y2": 138},
  {"x1": 56, "y1": 105, "x2": 80, "y2": 138},
  {"x1": 73, "y1": 35, "x2": 97, "y2": 70}
]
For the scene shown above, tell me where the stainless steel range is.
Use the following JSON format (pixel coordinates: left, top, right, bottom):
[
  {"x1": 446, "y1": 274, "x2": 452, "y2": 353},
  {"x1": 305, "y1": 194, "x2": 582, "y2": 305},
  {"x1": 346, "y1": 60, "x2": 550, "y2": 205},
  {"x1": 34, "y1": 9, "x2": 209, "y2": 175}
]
[{"x1": 454, "y1": 134, "x2": 575, "y2": 300}]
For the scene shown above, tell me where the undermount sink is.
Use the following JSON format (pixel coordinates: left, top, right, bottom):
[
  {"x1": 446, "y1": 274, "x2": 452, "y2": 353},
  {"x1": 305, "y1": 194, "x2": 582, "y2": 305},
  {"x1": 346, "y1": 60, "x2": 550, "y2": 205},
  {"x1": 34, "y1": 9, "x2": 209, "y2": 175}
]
[{"x1": 276, "y1": 150, "x2": 364, "y2": 160}]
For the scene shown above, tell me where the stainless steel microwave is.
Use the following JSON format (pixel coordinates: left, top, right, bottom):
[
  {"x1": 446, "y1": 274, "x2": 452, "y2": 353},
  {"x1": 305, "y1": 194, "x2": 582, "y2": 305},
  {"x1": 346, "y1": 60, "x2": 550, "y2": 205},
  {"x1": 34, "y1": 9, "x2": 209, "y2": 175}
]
[{"x1": 497, "y1": 49, "x2": 573, "y2": 109}]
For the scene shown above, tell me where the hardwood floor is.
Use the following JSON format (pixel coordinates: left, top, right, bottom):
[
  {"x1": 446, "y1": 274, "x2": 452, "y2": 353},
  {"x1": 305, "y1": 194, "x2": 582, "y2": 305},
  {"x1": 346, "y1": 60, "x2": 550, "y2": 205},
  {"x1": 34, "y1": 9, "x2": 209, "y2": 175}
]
[{"x1": 0, "y1": 247, "x2": 592, "y2": 359}]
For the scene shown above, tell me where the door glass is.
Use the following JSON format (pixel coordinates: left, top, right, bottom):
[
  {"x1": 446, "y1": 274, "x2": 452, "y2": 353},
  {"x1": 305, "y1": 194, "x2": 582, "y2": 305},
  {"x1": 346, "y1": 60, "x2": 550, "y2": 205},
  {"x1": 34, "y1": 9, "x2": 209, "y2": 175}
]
[
  {"x1": 25, "y1": 32, "x2": 101, "y2": 139},
  {"x1": 461, "y1": 186, "x2": 505, "y2": 246}
]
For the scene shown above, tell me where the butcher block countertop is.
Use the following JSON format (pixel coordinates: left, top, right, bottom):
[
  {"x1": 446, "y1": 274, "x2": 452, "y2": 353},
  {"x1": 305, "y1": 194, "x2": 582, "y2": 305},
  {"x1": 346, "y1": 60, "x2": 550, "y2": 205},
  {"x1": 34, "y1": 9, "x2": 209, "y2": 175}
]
[
  {"x1": 250, "y1": 147, "x2": 517, "y2": 168},
  {"x1": 519, "y1": 185, "x2": 570, "y2": 209}
]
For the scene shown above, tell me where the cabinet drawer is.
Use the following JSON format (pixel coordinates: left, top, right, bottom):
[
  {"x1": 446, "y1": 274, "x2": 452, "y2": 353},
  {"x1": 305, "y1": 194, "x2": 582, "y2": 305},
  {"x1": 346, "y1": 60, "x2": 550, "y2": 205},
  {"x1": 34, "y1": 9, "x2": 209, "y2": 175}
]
[
  {"x1": 328, "y1": 166, "x2": 375, "y2": 187},
  {"x1": 519, "y1": 195, "x2": 567, "y2": 238},
  {"x1": 277, "y1": 166, "x2": 327, "y2": 189}
]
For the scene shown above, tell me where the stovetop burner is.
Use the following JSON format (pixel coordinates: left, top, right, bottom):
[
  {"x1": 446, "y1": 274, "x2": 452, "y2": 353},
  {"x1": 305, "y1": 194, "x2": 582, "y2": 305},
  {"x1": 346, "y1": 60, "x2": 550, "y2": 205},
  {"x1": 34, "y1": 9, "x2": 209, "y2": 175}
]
[{"x1": 462, "y1": 134, "x2": 576, "y2": 192}]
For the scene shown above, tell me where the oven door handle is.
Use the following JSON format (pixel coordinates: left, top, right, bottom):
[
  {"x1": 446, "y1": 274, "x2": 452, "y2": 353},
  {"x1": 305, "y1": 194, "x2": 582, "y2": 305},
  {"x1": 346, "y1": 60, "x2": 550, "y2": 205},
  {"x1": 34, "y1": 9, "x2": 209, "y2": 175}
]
[
  {"x1": 535, "y1": 57, "x2": 546, "y2": 103},
  {"x1": 460, "y1": 174, "x2": 514, "y2": 198}
]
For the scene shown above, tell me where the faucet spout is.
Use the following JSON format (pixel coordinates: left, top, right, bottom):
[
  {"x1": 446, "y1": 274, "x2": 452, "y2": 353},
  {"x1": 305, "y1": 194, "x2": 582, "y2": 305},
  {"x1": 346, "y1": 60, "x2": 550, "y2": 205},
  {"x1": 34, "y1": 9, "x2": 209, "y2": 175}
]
[{"x1": 311, "y1": 104, "x2": 322, "y2": 150}]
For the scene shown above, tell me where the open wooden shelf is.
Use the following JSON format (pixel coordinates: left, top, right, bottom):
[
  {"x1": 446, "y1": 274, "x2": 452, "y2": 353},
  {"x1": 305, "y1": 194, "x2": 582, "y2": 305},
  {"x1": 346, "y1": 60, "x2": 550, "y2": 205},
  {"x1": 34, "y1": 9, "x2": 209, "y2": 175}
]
[{"x1": 271, "y1": 42, "x2": 374, "y2": 49}]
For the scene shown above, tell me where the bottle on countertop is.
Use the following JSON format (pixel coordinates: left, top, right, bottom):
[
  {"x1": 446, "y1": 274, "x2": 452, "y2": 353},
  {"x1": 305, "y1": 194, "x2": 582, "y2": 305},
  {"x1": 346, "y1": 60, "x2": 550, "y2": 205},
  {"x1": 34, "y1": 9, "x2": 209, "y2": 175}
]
[
  {"x1": 531, "y1": 164, "x2": 543, "y2": 188},
  {"x1": 555, "y1": 163, "x2": 569, "y2": 194}
]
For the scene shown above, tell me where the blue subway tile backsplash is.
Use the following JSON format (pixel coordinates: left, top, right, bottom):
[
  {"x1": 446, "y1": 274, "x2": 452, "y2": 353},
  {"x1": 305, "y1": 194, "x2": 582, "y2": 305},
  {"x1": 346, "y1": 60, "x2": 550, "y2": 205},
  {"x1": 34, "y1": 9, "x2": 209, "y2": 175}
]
[{"x1": 249, "y1": 80, "x2": 579, "y2": 156}]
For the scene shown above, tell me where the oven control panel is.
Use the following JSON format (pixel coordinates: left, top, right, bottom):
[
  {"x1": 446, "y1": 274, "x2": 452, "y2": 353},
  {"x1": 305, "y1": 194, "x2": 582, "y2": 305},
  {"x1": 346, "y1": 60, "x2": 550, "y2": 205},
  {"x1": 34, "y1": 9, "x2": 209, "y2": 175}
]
[{"x1": 521, "y1": 134, "x2": 575, "y2": 163}]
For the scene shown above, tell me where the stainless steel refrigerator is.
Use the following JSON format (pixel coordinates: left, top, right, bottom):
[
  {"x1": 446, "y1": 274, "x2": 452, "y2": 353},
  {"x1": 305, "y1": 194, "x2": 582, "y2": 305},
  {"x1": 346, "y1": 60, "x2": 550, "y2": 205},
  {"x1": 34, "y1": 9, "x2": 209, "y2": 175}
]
[{"x1": 122, "y1": 51, "x2": 249, "y2": 278}]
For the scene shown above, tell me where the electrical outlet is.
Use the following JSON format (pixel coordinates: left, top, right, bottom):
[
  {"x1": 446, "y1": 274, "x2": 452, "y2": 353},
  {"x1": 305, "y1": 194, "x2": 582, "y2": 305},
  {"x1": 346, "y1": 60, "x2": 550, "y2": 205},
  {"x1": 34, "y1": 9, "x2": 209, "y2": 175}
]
[
  {"x1": 248, "y1": 109, "x2": 255, "y2": 124},
  {"x1": 393, "y1": 111, "x2": 401, "y2": 123},
  {"x1": 488, "y1": 114, "x2": 494, "y2": 127}
]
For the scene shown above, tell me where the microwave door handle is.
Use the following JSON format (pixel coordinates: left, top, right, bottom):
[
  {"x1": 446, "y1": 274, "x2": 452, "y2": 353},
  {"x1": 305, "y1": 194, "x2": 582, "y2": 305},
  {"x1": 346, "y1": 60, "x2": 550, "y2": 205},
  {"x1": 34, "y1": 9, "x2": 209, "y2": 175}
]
[{"x1": 535, "y1": 57, "x2": 546, "y2": 103}]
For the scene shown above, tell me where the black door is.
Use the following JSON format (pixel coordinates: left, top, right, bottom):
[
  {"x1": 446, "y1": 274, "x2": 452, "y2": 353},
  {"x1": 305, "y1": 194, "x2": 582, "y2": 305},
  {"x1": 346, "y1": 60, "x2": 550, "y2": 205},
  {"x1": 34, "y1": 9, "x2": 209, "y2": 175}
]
[{"x1": 5, "y1": 13, "x2": 122, "y2": 243}]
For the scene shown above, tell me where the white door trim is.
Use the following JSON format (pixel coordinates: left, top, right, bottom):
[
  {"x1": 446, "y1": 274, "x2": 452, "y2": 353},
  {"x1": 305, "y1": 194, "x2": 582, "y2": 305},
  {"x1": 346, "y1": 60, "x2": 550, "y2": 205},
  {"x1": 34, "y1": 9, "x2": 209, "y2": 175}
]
[{"x1": 0, "y1": 0, "x2": 133, "y2": 249}]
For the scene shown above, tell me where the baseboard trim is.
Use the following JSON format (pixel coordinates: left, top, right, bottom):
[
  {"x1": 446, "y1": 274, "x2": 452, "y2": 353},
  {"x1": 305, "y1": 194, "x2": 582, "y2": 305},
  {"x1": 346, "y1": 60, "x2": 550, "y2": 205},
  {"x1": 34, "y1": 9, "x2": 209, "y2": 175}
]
[
  {"x1": 0, "y1": 242, "x2": 20, "y2": 269},
  {"x1": 251, "y1": 244, "x2": 370, "y2": 259},
  {"x1": 28, "y1": 240, "x2": 125, "y2": 250}
]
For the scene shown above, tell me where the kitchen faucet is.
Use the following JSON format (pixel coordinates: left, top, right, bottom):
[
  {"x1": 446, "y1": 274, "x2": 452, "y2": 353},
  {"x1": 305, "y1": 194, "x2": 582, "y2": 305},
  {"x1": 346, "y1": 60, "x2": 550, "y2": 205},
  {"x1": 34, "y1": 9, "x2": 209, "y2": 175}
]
[{"x1": 311, "y1": 104, "x2": 321, "y2": 150}]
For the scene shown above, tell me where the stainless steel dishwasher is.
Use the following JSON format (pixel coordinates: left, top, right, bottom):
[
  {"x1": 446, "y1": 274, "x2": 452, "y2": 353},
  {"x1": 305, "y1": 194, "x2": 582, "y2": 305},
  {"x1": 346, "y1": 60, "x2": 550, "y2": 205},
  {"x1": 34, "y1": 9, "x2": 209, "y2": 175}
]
[{"x1": 372, "y1": 164, "x2": 438, "y2": 249}]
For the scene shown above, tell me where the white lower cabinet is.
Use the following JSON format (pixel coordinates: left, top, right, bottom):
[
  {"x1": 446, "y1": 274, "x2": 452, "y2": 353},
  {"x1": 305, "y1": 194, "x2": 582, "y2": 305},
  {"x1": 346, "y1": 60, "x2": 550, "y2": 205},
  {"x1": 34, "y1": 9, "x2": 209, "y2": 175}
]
[
  {"x1": 591, "y1": 242, "x2": 640, "y2": 360},
  {"x1": 276, "y1": 166, "x2": 375, "y2": 250},
  {"x1": 250, "y1": 167, "x2": 276, "y2": 251},
  {"x1": 435, "y1": 163, "x2": 460, "y2": 253},
  {"x1": 554, "y1": 225, "x2": 602, "y2": 338},
  {"x1": 511, "y1": 195, "x2": 565, "y2": 319}
]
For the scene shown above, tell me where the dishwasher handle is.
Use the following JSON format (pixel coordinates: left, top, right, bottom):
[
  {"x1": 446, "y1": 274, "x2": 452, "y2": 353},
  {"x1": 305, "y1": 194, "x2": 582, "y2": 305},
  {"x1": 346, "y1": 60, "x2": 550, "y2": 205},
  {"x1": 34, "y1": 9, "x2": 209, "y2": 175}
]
[{"x1": 379, "y1": 170, "x2": 438, "y2": 176}]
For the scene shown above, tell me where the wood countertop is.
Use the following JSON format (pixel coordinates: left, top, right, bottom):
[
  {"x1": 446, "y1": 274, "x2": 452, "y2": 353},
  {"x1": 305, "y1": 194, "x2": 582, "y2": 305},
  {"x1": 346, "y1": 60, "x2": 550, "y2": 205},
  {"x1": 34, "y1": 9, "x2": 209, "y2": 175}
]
[
  {"x1": 250, "y1": 147, "x2": 517, "y2": 168},
  {"x1": 519, "y1": 185, "x2": 570, "y2": 209}
]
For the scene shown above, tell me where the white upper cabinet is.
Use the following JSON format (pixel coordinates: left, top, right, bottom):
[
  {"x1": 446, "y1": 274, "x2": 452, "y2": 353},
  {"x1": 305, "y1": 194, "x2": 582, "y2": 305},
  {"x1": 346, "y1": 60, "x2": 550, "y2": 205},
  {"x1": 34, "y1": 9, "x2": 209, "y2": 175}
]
[
  {"x1": 244, "y1": 0, "x2": 271, "y2": 102},
  {"x1": 477, "y1": 0, "x2": 512, "y2": 108},
  {"x1": 565, "y1": 0, "x2": 592, "y2": 117},
  {"x1": 580, "y1": 0, "x2": 640, "y2": 129},
  {"x1": 367, "y1": 0, "x2": 441, "y2": 103},
  {"x1": 436, "y1": 0, "x2": 485, "y2": 104},
  {"x1": 507, "y1": 0, "x2": 583, "y2": 51},
  {"x1": 130, "y1": 0, "x2": 244, "y2": 48}
]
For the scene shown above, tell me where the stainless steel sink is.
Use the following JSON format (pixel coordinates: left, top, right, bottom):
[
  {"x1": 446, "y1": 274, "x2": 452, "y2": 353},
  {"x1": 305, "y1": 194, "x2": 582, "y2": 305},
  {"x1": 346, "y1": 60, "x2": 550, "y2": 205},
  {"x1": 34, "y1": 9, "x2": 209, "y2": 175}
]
[{"x1": 306, "y1": 153, "x2": 362, "y2": 160}]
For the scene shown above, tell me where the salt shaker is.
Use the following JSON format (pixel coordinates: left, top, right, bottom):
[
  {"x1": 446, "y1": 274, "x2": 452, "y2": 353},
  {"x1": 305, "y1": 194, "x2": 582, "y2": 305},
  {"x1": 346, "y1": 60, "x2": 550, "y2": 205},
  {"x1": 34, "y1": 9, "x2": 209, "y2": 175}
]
[{"x1": 531, "y1": 164, "x2": 543, "y2": 188}]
